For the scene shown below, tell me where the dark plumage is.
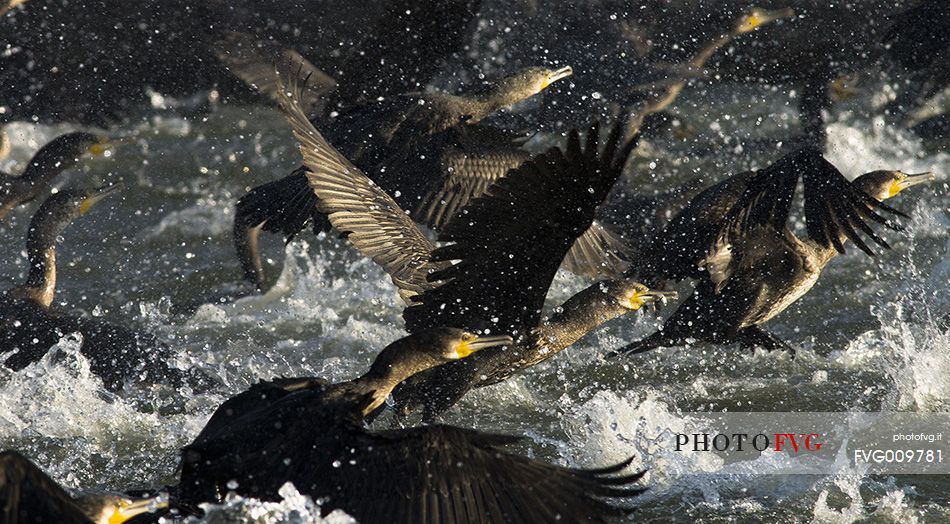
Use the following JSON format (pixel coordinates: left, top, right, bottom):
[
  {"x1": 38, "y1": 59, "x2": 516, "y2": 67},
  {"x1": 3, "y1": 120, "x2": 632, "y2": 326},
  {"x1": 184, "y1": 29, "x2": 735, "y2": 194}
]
[
  {"x1": 0, "y1": 450, "x2": 166, "y2": 524},
  {"x1": 276, "y1": 70, "x2": 671, "y2": 419},
  {"x1": 230, "y1": 64, "x2": 631, "y2": 292},
  {"x1": 614, "y1": 148, "x2": 934, "y2": 355},
  {"x1": 0, "y1": 132, "x2": 105, "y2": 219},
  {"x1": 177, "y1": 328, "x2": 645, "y2": 524},
  {"x1": 0, "y1": 187, "x2": 213, "y2": 392}
]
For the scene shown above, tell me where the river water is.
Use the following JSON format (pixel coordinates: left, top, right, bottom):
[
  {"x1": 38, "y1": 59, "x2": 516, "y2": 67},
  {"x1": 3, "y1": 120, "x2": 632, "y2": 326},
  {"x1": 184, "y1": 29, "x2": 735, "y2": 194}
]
[{"x1": 0, "y1": 83, "x2": 947, "y2": 522}]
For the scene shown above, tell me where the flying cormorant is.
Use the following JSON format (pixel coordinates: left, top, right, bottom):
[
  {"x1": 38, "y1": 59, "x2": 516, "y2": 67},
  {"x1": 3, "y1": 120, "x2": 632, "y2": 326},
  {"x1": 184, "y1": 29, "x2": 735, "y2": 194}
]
[
  {"x1": 612, "y1": 148, "x2": 934, "y2": 355},
  {"x1": 276, "y1": 71, "x2": 672, "y2": 419},
  {"x1": 178, "y1": 328, "x2": 645, "y2": 523}
]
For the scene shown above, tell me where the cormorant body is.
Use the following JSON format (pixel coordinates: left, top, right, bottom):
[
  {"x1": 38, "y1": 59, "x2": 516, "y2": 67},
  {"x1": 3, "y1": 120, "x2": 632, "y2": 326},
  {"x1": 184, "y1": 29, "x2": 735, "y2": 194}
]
[
  {"x1": 614, "y1": 148, "x2": 934, "y2": 355},
  {"x1": 178, "y1": 328, "x2": 645, "y2": 524},
  {"x1": 276, "y1": 71, "x2": 671, "y2": 419}
]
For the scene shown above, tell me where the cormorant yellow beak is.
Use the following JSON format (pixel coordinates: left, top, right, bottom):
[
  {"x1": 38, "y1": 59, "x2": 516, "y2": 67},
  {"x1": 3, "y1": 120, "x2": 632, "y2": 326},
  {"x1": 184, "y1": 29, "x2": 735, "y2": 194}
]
[
  {"x1": 88, "y1": 137, "x2": 113, "y2": 156},
  {"x1": 79, "y1": 184, "x2": 123, "y2": 215},
  {"x1": 889, "y1": 171, "x2": 935, "y2": 198},
  {"x1": 628, "y1": 287, "x2": 678, "y2": 310},
  {"x1": 452, "y1": 334, "x2": 513, "y2": 359},
  {"x1": 540, "y1": 66, "x2": 573, "y2": 91},
  {"x1": 106, "y1": 495, "x2": 168, "y2": 524},
  {"x1": 736, "y1": 7, "x2": 795, "y2": 33}
]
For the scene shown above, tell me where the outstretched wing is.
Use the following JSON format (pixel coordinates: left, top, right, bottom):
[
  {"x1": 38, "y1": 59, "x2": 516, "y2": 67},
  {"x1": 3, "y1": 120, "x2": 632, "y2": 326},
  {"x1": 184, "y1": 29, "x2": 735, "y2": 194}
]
[
  {"x1": 275, "y1": 69, "x2": 445, "y2": 301},
  {"x1": 561, "y1": 220, "x2": 633, "y2": 278},
  {"x1": 213, "y1": 31, "x2": 336, "y2": 116},
  {"x1": 708, "y1": 147, "x2": 905, "y2": 288},
  {"x1": 0, "y1": 451, "x2": 90, "y2": 524},
  {"x1": 727, "y1": 147, "x2": 903, "y2": 255},
  {"x1": 328, "y1": 425, "x2": 645, "y2": 524},
  {"x1": 411, "y1": 126, "x2": 532, "y2": 230},
  {"x1": 404, "y1": 122, "x2": 639, "y2": 335}
]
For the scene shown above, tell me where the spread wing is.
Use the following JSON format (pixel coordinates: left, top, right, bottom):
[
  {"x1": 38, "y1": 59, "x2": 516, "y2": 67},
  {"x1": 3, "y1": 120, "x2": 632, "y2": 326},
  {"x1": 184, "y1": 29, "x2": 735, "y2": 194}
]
[
  {"x1": 275, "y1": 69, "x2": 445, "y2": 301},
  {"x1": 707, "y1": 147, "x2": 906, "y2": 289},
  {"x1": 561, "y1": 220, "x2": 633, "y2": 278},
  {"x1": 0, "y1": 451, "x2": 91, "y2": 524},
  {"x1": 213, "y1": 31, "x2": 335, "y2": 116},
  {"x1": 411, "y1": 126, "x2": 532, "y2": 230},
  {"x1": 404, "y1": 122, "x2": 639, "y2": 335},
  {"x1": 327, "y1": 425, "x2": 645, "y2": 524}
]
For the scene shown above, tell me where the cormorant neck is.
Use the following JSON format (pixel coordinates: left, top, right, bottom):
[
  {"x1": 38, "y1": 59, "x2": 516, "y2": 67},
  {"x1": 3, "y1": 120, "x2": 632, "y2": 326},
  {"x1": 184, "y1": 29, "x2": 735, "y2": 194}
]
[
  {"x1": 9, "y1": 211, "x2": 69, "y2": 308},
  {"x1": 468, "y1": 85, "x2": 529, "y2": 121},
  {"x1": 536, "y1": 281, "x2": 631, "y2": 353},
  {"x1": 9, "y1": 246, "x2": 56, "y2": 308},
  {"x1": 348, "y1": 344, "x2": 436, "y2": 416},
  {"x1": 691, "y1": 33, "x2": 734, "y2": 69}
]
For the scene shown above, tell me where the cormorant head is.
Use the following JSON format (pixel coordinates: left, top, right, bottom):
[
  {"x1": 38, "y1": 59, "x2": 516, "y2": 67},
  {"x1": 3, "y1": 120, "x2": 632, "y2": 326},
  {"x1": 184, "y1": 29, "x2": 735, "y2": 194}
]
[
  {"x1": 602, "y1": 280, "x2": 678, "y2": 311},
  {"x1": 32, "y1": 184, "x2": 122, "y2": 231},
  {"x1": 734, "y1": 7, "x2": 795, "y2": 34},
  {"x1": 78, "y1": 493, "x2": 168, "y2": 524},
  {"x1": 492, "y1": 65, "x2": 573, "y2": 100},
  {"x1": 852, "y1": 170, "x2": 935, "y2": 201},
  {"x1": 411, "y1": 327, "x2": 514, "y2": 362},
  {"x1": 48, "y1": 131, "x2": 112, "y2": 160},
  {"x1": 370, "y1": 328, "x2": 512, "y2": 378}
]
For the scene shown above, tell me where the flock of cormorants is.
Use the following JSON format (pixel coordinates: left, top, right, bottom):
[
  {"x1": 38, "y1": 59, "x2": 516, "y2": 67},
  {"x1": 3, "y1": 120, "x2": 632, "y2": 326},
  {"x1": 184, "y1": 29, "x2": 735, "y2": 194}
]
[{"x1": 0, "y1": 0, "x2": 945, "y2": 522}]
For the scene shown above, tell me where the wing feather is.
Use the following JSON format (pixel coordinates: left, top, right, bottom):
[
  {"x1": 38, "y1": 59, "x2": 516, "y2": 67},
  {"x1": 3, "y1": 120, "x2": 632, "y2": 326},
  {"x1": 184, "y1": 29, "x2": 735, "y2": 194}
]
[
  {"x1": 274, "y1": 67, "x2": 445, "y2": 300},
  {"x1": 404, "y1": 123, "x2": 640, "y2": 335}
]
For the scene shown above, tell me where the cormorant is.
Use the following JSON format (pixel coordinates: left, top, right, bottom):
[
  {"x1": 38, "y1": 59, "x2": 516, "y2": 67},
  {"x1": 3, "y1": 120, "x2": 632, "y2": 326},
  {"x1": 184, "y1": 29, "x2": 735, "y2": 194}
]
[
  {"x1": 233, "y1": 63, "x2": 629, "y2": 291},
  {"x1": 0, "y1": 187, "x2": 212, "y2": 392},
  {"x1": 625, "y1": 7, "x2": 795, "y2": 133},
  {"x1": 276, "y1": 71, "x2": 672, "y2": 419},
  {"x1": 0, "y1": 131, "x2": 107, "y2": 219},
  {"x1": 0, "y1": 450, "x2": 167, "y2": 524},
  {"x1": 178, "y1": 328, "x2": 646, "y2": 523},
  {"x1": 611, "y1": 148, "x2": 934, "y2": 355}
]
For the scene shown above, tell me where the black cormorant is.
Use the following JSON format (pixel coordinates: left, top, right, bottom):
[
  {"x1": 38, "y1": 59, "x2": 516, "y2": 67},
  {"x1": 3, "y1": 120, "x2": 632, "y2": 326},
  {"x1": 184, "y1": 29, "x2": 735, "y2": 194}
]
[
  {"x1": 612, "y1": 148, "x2": 934, "y2": 355},
  {"x1": 0, "y1": 450, "x2": 167, "y2": 524},
  {"x1": 276, "y1": 71, "x2": 672, "y2": 418},
  {"x1": 0, "y1": 132, "x2": 107, "y2": 219},
  {"x1": 0, "y1": 187, "x2": 212, "y2": 392},
  {"x1": 178, "y1": 328, "x2": 646, "y2": 523}
]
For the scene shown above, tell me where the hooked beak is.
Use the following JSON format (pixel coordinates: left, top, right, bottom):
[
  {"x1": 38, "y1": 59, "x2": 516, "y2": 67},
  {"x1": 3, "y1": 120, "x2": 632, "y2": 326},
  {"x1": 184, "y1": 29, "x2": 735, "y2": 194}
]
[
  {"x1": 897, "y1": 171, "x2": 936, "y2": 190},
  {"x1": 541, "y1": 66, "x2": 573, "y2": 91},
  {"x1": 115, "y1": 494, "x2": 169, "y2": 521},
  {"x1": 79, "y1": 183, "x2": 123, "y2": 215},
  {"x1": 466, "y1": 334, "x2": 514, "y2": 352}
]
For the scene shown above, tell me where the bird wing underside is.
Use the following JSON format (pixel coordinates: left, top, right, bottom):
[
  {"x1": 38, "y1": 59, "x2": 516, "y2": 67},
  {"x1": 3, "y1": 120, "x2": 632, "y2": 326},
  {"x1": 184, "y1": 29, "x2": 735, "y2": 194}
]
[
  {"x1": 561, "y1": 220, "x2": 633, "y2": 278},
  {"x1": 213, "y1": 31, "x2": 335, "y2": 116},
  {"x1": 276, "y1": 68, "x2": 447, "y2": 301},
  {"x1": 717, "y1": 147, "x2": 905, "y2": 270},
  {"x1": 411, "y1": 126, "x2": 532, "y2": 230},
  {"x1": 234, "y1": 167, "x2": 320, "y2": 239},
  {"x1": 403, "y1": 122, "x2": 639, "y2": 335},
  {"x1": 327, "y1": 425, "x2": 645, "y2": 524},
  {"x1": 0, "y1": 451, "x2": 91, "y2": 524}
]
